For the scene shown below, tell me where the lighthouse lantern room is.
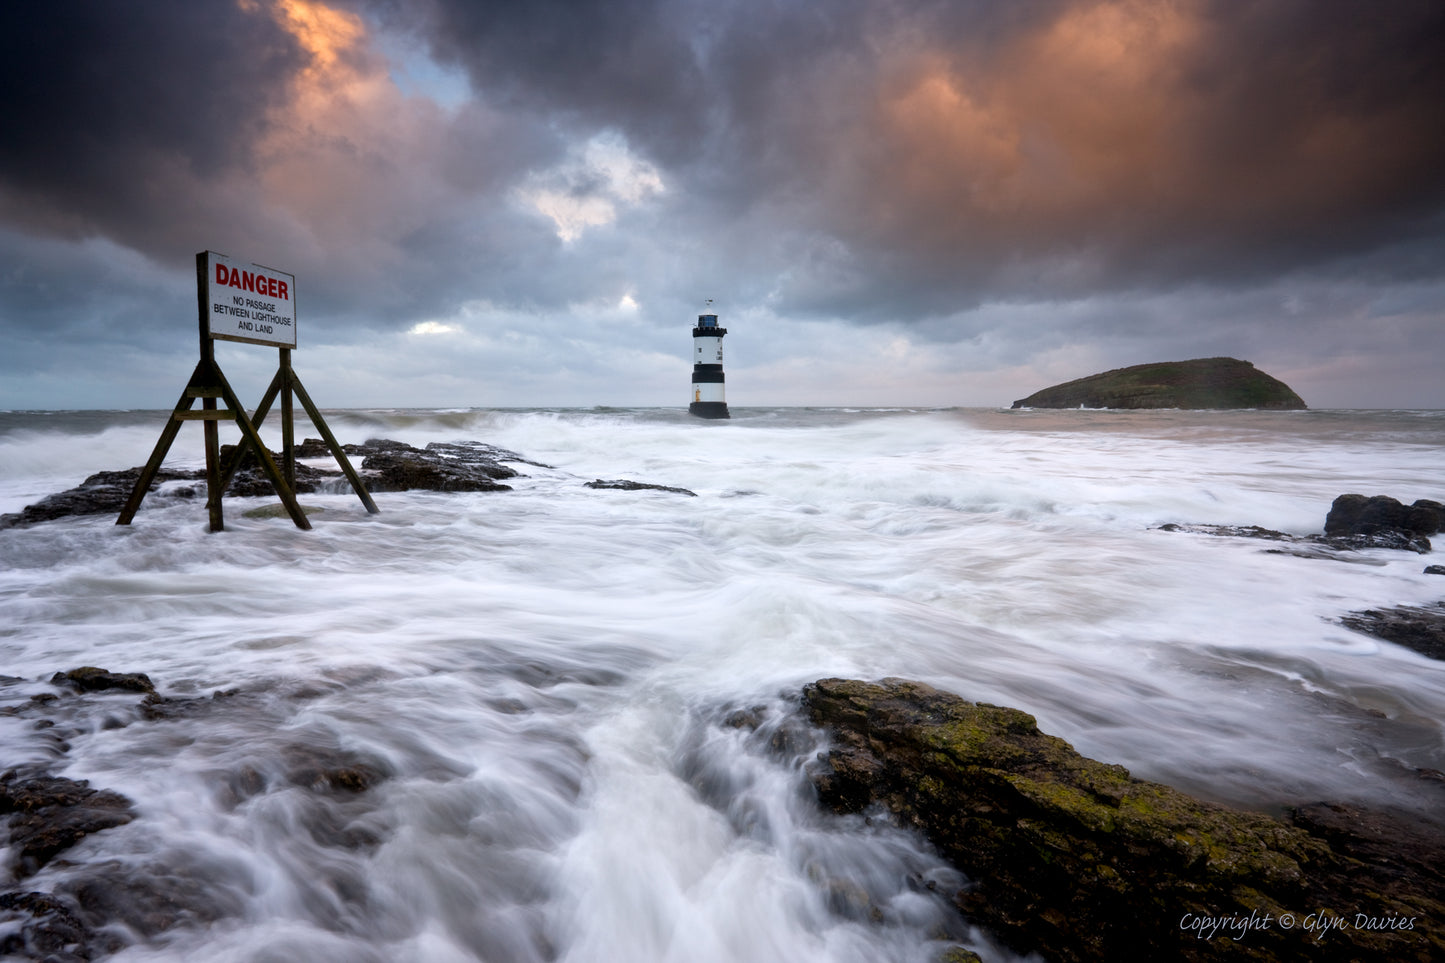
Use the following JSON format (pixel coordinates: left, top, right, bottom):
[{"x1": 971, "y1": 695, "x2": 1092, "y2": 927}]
[{"x1": 689, "y1": 301, "x2": 730, "y2": 419}]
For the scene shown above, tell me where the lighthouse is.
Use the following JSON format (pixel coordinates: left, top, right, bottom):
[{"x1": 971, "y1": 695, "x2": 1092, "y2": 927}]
[{"x1": 689, "y1": 301, "x2": 730, "y2": 419}]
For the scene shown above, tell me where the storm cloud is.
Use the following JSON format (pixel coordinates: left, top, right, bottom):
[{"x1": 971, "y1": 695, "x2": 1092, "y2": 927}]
[{"x1": 2, "y1": 0, "x2": 1443, "y2": 408}]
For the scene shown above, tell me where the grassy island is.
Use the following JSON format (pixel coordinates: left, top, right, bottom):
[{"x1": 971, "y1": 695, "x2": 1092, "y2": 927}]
[{"x1": 1011, "y1": 357, "x2": 1306, "y2": 409}]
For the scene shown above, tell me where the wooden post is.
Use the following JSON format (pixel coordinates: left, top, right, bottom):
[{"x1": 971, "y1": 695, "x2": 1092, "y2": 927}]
[
  {"x1": 290, "y1": 372, "x2": 379, "y2": 514},
  {"x1": 280, "y1": 347, "x2": 295, "y2": 491},
  {"x1": 199, "y1": 287, "x2": 224, "y2": 530},
  {"x1": 116, "y1": 363, "x2": 205, "y2": 525}
]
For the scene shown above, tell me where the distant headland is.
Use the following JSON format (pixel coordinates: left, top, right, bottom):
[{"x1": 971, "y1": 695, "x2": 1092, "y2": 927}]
[{"x1": 1011, "y1": 357, "x2": 1306, "y2": 410}]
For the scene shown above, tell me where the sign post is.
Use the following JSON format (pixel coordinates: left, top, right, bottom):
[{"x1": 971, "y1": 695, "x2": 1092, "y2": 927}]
[{"x1": 117, "y1": 251, "x2": 378, "y2": 532}]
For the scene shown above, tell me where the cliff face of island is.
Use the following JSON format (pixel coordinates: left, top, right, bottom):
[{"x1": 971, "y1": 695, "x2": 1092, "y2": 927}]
[{"x1": 1011, "y1": 358, "x2": 1306, "y2": 410}]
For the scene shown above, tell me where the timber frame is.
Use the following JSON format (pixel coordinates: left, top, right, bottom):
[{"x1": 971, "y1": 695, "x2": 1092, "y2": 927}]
[{"x1": 116, "y1": 252, "x2": 378, "y2": 532}]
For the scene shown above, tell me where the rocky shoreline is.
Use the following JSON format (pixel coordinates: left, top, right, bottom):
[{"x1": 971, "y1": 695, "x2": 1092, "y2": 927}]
[
  {"x1": 1157, "y1": 492, "x2": 1445, "y2": 662},
  {"x1": 5, "y1": 455, "x2": 1443, "y2": 959},
  {"x1": 0, "y1": 438, "x2": 696, "y2": 529},
  {"x1": 1, "y1": 668, "x2": 396, "y2": 960},
  {"x1": 800, "y1": 677, "x2": 1444, "y2": 962},
  {"x1": 7, "y1": 665, "x2": 1444, "y2": 961}
]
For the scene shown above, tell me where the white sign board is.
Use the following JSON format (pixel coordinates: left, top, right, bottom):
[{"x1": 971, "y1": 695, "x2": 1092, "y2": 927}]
[{"x1": 203, "y1": 251, "x2": 297, "y2": 348}]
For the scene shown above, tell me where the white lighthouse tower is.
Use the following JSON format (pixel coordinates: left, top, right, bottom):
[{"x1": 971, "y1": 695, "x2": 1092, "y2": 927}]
[{"x1": 689, "y1": 300, "x2": 730, "y2": 419}]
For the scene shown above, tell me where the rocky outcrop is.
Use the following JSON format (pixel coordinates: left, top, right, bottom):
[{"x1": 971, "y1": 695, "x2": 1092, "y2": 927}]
[
  {"x1": 0, "y1": 668, "x2": 393, "y2": 960},
  {"x1": 802, "y1": 677, "x2": 1444, "y2": 962},
  {"x1": 355, "y1": 442, "x2": 517, "y2": 493},
  {"x1": 1158, "y1": 523, "x2": 1433, "y2": 556},
  {"x1": 1, "y1": 437, "x2": 706, "y2": 528},
  {"x1": 1339, "y1": 603, "x2": 1445, "y2": 661},
  {"x1": 1325, "y1": 494, "x2": 1443, "y2": 540},
  {"x1": 1011, "y1": 358, "x2": 1306, "y2": 410},
  {"x1": 0, "y1": 467, "x2": 204, "y2": 529},
  {"x1": 0, "y1": 439, "x2": 541, "y2": 528},
  {"x1": 0, "y1": 772, "x2": 135, "y2": 879},
  {"x1": 584, "y1": 479, "x2": 697, "y2": 496},
  {"x1": 1158, "y1": 492, "x2": 1442, "y2": 556}
]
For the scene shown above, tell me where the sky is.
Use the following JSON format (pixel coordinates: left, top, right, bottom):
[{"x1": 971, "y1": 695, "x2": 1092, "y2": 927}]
[{"x1": 2, "y1": 0, "x2": 1443, "y2": 410}]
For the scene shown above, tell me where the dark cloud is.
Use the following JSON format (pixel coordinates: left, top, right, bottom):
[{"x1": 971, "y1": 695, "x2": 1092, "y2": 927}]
[
  {"x1": 0, "y1": 1, "x2": 303, "y2": 241},
  {"x1": 0, "y1": 0, "x2": 1442, "y2": 409},
  {"x1": 365, "y1": 0, "x2": 1445, "y2": 321}
]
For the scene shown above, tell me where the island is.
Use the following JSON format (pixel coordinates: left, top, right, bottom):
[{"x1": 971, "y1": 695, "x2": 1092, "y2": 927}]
[{"x1": 1011, "y1": 357, "x2": 1306, "y2": 410}]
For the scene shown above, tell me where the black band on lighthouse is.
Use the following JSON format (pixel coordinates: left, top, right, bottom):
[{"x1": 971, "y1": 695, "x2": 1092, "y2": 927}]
[{"x1": 688, "y1": 305, "x2": 730, "y2": 419}]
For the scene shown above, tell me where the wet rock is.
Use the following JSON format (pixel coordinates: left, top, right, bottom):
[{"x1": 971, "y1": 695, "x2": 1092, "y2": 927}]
[
  {"x1": 1158, "y1": 522, "x2": 1432, "y2": 556},
  {"x1": 0, "y1": 771, "x2": 135, "y2": 878},
  {"x1": 50, "y1": 667, "x2": 155, "y2": 696},
  {"x1": 1157, "y1": 523, "x2": 1292, "y2": 541},
  {"x1": 0, "y1": 890, "x2": 92, "y2": 962},
  {"x1": 723, "y1": 706, "x2": 768, "y2": 731},
  {"x1": 0, "y1": 438, "x2": 549, "y2": 528},
  {"x1": 936, "y1": 949, "x2": 984, "y2": 963},
  {"x1": 801, "y1": 677, "x2": 1445, "y2": 962},
  {"x1": 359, "y1": 442, "x2": 515, "y2": 492},
  {"x1": 1338, "y1": 603, "x2": 1445, "y2": 661},
  {"x1": 219, "y1": 444, "x2": 337, "y2": 497},
  {"x1": 59, "y1": 863, "x2": 245, "y2": 939},
  {"x1": 0, "y1": 467, "x2": 202, "y2": 529},
  {"x1": 1425, "y1": 565, "x2": 1445, "y2": 576},
  {"x1": 1325, "y1": 494, "x2": 1443, "y2": 538},
  {"x1": 584, "y1": 478, "x2": 697, "y2": 496},
  {"x1": 283, "y1": 745, "x2": 390, "y2": 794}
]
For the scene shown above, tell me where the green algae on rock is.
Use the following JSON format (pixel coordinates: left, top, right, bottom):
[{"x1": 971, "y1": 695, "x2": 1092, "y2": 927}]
[
  {"x1": 802, "y1": 677, "x2": 1443, "y2": 962},
  {"x1": 1011, "y1": 357, "x2": 1306, "y2": 409}
]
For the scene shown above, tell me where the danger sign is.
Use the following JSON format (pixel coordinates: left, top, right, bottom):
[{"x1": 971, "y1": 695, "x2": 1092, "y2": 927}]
[{"x1": 202, "y1": 251, "x2": 297, "y2": 348}]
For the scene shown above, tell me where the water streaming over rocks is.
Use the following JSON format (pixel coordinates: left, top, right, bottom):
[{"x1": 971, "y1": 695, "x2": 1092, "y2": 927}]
[{"x1": 1, "y1": 406, "x2": 1443, "y2": 961}]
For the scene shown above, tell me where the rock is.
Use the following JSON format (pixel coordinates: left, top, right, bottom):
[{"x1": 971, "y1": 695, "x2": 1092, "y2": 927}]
[
  {"x1": 0, "y1": 771, "x2": 135, "y2": 878},
  {"x1": 218, "y1": 444, "x2": 338, "y2": 497},
  {"x1": 49, "y1": 667, "x2": 155, "y2": 696},
  {"x1": 1339, "y1": 603, "x2": 1445, "y2": 661},
  {"x1": 1325, "y1": 494, "x2": 1443, "y2": 539},
  {"x1": 282, "y1": 745, "x2": 389, "y2": 794},
  {"x1": 1426, "y1": 565, "x2": 1445, "y2": 576},
  {"x1": 1158, "y1": 522, "x2": 1432, "y2": 556},
  {"x1": 936, "y1": 949, "x2": 983, "y2": 963},
  {"x1": 360, "y1": 447, "x2": 513, "y2": 492},
  {"x1": 1011, "y1": 358, "x2": 1306, "y2": 410},
  {"x1": 232, "y1": 439, "x2": 527, "y2": 494},
  {"x1": 0, "y1": 467, "x2": 203, "y2": 529},
  {"x1": 1157, "y1": 523, "x2": 1292, "y2": 541},
  {"x1": 0, "y1": 891, "x2": 92, "y2": 962},
  {"x1": 584, "y1": 478, "x2": 697, "y2": 496},
  {"x1": 801, "y1": 677, "x2": 1444, "y2": 962},
  {"x1": 0, "y1": 438, "x2": 542, "y2": 528}
]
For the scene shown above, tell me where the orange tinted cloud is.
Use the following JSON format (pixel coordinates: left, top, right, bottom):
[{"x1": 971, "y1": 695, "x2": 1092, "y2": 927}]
[{"x1": 870, "y1": 1, "x2": 1201, "y2": 242}]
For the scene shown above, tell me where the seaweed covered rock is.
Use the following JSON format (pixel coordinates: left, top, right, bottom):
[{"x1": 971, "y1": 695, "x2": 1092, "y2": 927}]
[
  {"x1": 1011, "y1": 358, "x2": 1305, "y2": 410},
  {"x1": 802, "y1": 678, "x2": 1443, "y2": 962}
]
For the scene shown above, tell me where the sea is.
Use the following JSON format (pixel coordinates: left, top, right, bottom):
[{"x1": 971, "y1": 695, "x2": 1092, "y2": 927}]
[{"x1": 1, "y1": 406, "x2": 1443, "y2": 962}]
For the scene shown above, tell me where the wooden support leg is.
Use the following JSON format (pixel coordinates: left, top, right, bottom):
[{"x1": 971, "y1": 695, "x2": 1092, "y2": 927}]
[
  {"x1": 116, "y1": 361, "x2": 205, "y2": 525},
  {"x1": 210, "y1": 363, "x2": 311, "y2": 530},
  {"x1": 290, "y1": 373, "x2": 379, "y2": 514},
  {"x1": 204, "y1": 394, "x2": 223, "y2": 532},
  {"x1": 211, "y1": 368, "x2": 284, "y2": 504},
  {"x1": 281, "y1": 348, "x2": 295, "y2": 492}
]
